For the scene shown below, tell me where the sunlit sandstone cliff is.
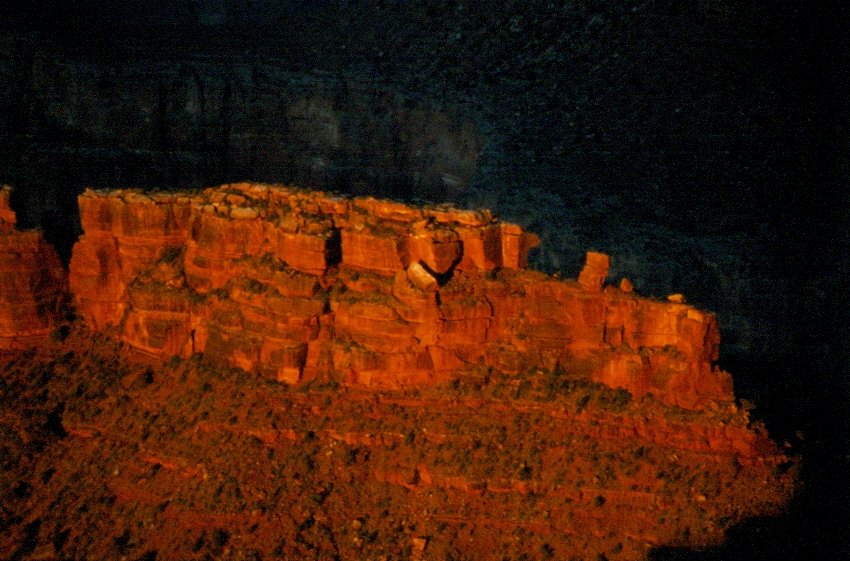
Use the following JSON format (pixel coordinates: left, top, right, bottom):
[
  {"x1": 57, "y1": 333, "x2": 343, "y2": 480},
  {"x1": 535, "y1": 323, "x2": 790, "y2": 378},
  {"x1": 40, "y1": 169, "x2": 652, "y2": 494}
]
[
  {"x1": 69, "y1": 182, "x2": 732, "y2": 409},
  {"x1": 0, "y1": 186, "x2": 66, "y2": 348}
]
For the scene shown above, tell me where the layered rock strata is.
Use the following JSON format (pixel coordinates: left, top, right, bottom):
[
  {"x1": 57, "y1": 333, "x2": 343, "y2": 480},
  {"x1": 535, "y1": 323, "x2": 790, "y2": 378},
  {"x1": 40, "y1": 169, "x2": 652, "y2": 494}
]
[
  {"x1": 70, "y1": 183, "x2": 732, "y2": 409},
  {"x1": 0, "y1": 187, "x2": 66, "y2": 348}
]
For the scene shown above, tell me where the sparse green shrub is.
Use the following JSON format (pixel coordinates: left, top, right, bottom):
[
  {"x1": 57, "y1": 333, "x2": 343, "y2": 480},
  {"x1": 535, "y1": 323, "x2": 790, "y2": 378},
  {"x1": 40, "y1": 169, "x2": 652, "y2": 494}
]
[
  {"x1": 161, "y1": 246, "x2": 183, "y2": 264},
  {"x1": 112, "y1": 529, "x2": 132, "y2": 555},
  {"x1": 515, "y1": 379, "x2": 532, "y2": 399},
  {"x1": 191, "y1": 532, "x2": 205, "y2": 552},
  {"x1": 576, "y1": 392, "x2": 591, "y2": 412},
  {"x1": 243, "y1": 277, "x2": 266, "y2": 294},
  {"x1": 212, "y1": 528, "x2": 230, "y2": 549},
  {"x1": 610, "y1": 388, "x2": 632, "y2": 410},
  {"x1": 50, "y1": 325, "x2": 70, "y2": 342}
]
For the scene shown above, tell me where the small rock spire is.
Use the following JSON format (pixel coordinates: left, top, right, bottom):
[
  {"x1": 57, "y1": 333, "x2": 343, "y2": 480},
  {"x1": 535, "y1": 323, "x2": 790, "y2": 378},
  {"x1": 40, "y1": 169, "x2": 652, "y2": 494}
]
[{"x1": 578, "y1": 251, "x2": 610, "y2": 291}]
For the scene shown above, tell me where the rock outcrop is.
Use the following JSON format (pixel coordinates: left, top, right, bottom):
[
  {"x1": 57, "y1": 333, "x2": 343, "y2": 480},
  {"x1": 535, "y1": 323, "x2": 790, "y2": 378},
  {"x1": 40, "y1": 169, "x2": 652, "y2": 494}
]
[
  {"x1": 70, "y1": 183, "x2": 733, "y2": 409},
  {"x1": 0, "y1": 187, "x2": 16, "y2": 229},
  {"x1": 0, "y1": 187, "x2": 66, "y2": 348}
]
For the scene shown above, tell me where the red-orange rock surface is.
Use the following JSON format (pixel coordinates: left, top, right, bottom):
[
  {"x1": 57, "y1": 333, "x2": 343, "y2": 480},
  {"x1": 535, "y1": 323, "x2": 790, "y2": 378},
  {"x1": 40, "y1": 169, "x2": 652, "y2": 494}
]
[
  {"x1": 0, "y1": 186, "x2": 66, "y2": 348},
  {"x1": 0, "y1": 332, "x2": 795, "y2": 561},
  {"x1": 69, "y1": 183, "x2": 733, "y2": 409},
  {"x1": 0, "y1": 186, "x2": 16, "y2": 230},
  {"x1": 3, "y1": 184, "x2": 795, "y2": 559}
]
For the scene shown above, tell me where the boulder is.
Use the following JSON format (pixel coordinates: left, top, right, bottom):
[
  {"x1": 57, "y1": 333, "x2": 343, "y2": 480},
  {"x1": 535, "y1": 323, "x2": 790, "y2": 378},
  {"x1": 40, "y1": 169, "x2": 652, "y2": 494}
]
[{"x1": 406, "y1": 262, "x2": 438, "y2": 292}]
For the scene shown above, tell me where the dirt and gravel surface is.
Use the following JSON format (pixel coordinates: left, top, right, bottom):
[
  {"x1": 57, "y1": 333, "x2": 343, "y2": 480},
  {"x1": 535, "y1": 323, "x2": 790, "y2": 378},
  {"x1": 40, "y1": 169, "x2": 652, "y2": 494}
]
[{"x1": 0, "y1": 328, "x2": 794, "y2": 560}]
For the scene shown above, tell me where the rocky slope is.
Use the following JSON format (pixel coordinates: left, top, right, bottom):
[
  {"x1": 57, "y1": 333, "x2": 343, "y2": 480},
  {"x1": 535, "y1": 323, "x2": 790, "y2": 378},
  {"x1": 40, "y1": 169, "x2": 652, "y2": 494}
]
[
  {"x1": 0, "y1": 329, "x2": 793, "y2": 561},
  {"x1": 70, "y1": 183, "x2": 731, "y2": 410}
]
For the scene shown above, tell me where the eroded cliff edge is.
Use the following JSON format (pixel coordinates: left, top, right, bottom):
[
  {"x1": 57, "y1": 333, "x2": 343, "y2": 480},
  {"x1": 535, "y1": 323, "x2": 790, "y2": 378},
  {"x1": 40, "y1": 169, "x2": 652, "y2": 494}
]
[
  {"x1": 0, "y1": 186, "x2": 65, "y2": 348},
  {"x1": 68, "y1": 182, "x2": 731, "y2": 410}
]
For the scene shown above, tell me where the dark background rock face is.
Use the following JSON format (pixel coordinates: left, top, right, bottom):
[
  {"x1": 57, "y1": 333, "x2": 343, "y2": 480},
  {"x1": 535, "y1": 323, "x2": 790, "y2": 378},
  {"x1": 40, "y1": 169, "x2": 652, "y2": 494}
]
[
  {"x1": 1, "y1": 1, "x2": 848, "y2": 556},
  {"x1": 0, "y1": 53, "x2": 483, "y2": 258}
]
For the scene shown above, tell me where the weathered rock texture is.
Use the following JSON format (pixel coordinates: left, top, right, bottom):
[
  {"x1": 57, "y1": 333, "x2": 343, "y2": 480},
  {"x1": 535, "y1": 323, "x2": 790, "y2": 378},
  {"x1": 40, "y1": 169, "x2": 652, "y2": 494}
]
[
  {"x1": 0, "y1": 186, "x2": 66, "y2": 348},
  {"x1": 70, "y1": 183, "x2": 733, "y2": 409}
]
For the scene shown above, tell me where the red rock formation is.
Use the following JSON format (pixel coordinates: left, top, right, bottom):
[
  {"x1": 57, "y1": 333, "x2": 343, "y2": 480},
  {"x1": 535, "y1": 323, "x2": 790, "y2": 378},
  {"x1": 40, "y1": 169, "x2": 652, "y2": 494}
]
[
  {"x1": 578, "y1": 250, "x2": 610, "y2": 291},
  {"x1": 69, "y1": 183, "x2": 733, "y2": 409},
  {"x1": 69, "y1": 190, "x2": 195, "y2": 330},
  {"x1": 0, "y1": 186, "x2": 16, "y2": 230},
  {"x1": 0, "y1": 186, "x2": 66, "y2": 348}
]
